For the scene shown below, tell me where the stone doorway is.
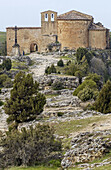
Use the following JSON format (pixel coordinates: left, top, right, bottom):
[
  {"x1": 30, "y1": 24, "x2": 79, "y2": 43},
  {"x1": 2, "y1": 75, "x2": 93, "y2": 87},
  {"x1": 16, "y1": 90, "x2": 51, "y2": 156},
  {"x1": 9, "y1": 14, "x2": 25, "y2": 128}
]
[{"x1": 30, "y1": 43, "x2": 38, "y2": 53}]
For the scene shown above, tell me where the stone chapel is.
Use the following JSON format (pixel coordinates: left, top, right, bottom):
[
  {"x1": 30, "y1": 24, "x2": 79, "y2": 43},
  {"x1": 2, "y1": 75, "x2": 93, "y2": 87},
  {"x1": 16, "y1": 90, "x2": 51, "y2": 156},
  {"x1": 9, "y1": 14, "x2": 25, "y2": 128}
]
[{"x1": 6, "y1": 10, "x2": 110, "y2": 55}]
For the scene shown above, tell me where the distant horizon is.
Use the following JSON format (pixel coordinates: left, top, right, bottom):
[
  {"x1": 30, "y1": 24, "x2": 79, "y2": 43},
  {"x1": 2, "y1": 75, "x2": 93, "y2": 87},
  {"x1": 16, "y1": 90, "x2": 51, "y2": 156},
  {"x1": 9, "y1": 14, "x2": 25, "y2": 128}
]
[{"x1": 0, "y1": 0, "x2": 111, "y2": 31}]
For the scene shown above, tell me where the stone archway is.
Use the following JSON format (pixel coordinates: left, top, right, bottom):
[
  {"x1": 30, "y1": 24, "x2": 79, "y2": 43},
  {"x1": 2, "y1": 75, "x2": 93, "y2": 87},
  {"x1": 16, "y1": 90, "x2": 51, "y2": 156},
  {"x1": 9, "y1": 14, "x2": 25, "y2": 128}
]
[{"x1": 30, "y1": 43, "x2": 38, "y2": 53}]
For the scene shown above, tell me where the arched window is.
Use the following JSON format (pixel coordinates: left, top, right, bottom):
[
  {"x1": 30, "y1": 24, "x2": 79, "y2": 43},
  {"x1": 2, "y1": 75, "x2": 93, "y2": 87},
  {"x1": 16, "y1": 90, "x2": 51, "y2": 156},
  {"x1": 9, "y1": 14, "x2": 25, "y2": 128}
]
[
  {"x1": 51, "y1": 13, "x2": 54, "y2": 21},
  {"x1": 45, "y1": 13, "x2": 48, "y2": 21}
]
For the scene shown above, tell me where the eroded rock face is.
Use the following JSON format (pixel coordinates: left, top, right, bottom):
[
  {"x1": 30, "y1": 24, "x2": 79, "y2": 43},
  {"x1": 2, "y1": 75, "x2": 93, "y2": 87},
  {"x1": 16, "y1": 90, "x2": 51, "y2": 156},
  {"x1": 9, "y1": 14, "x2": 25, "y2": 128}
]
[{"x1": 61, "y1": 130, "x2": 111, "y2": 168}]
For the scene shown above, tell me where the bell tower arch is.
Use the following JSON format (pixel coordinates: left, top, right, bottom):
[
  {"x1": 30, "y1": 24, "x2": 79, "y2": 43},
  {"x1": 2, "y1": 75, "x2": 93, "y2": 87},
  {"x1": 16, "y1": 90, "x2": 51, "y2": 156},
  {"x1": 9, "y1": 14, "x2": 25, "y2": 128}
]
[{"x1": 41, "y1": 10, "x2": 58, "y2": 35}]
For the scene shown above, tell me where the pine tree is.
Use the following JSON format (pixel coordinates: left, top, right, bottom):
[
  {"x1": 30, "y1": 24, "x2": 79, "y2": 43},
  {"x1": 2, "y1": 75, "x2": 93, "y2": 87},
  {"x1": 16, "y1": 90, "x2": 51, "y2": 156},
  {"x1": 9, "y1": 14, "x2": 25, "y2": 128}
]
[
  {"x1": 4, "y1": 72, "x2": 46, "y2": 124},
  {"x1": 94, "y1": 80, "x2": 111, "y2": 113}
]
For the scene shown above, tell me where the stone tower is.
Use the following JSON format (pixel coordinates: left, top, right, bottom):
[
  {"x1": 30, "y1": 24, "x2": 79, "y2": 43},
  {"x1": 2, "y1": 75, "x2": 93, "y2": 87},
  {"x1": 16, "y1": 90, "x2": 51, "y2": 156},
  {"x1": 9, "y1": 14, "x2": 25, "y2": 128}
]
[{"x1": 41, "y1": 10, "x2": 58, "y2": 36}]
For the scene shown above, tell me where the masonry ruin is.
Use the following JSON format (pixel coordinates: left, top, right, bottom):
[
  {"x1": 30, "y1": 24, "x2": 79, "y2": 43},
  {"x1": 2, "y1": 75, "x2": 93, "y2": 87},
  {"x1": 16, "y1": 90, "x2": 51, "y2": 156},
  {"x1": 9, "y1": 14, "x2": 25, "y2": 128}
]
[{"x1": 6, "y1": 10, "x2": 110, "y2": 56}]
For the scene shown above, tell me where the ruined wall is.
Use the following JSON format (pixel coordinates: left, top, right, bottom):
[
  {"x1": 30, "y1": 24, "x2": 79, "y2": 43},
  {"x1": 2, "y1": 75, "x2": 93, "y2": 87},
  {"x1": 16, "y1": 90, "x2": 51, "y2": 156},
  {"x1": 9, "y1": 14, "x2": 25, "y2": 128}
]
[
  {"x1": 57, "y1": 20, "x2": 92, "y2": 50},
  {"x1": 89, "y1": 30, "x2": 107, "y2": 49},
  {"x1": 7, "y1": 28, "x2": 41, "y2": 55}
]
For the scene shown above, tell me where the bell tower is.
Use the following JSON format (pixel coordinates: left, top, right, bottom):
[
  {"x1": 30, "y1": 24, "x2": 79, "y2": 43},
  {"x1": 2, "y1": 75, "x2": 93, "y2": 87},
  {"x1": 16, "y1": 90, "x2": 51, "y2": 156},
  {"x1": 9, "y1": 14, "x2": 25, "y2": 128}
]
[{"x1": 41, "y1": 10, "x2": 58, "y2": 35}]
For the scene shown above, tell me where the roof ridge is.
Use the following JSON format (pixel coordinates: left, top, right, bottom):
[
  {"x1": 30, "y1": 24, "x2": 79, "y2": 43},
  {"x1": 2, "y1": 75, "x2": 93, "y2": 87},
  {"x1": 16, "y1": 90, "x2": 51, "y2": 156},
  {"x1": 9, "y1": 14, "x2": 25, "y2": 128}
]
[{"x1": 58, "y1": 10, "x2": 93, "y2": 20}]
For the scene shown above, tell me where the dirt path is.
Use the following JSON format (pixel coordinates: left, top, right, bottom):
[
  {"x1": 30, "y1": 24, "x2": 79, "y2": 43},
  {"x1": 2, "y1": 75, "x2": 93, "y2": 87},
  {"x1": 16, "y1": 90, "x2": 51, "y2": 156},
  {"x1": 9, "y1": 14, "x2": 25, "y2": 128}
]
[{"x1": 29, "y1": 53, "x2": 60, "y2": 78}]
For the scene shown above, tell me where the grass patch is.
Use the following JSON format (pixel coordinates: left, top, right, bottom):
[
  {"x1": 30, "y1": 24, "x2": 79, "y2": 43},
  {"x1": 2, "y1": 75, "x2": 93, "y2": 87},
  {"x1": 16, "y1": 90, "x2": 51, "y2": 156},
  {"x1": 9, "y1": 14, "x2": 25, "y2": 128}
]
[
  {"x1": 94, "y1": 165, "x2": 111, "y2": 170},
  {"x1": 60, "y1": 55, "x2": 75, "y2": 60},
  {"x1": 7, "y1": 166, "x2": 60, "y2": 170},
  {"x1": 52, "y1": 116, "x2": 107, "y2": 151},
  {"x1": 53, "y1": 116, "x2": 106, "y2": 137},
  {"x1": 45, "y1": 94, "x2": 59, "y2": 98},
  {"x1": 7, "y1": 166, "x2": 82, "y2": 170},
  {"x1": 11, "y1": 61, "x2": 28, "y2": 71}
]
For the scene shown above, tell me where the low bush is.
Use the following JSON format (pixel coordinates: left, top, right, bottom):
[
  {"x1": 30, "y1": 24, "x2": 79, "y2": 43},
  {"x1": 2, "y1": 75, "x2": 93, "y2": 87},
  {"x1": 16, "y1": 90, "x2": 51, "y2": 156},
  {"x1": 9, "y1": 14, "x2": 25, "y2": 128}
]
[
  {"x1": 0, "y1": 100, "x2": 4, "y2": 106},
  {"x1": 45, "y1": 64, "x2": 56, "y2": 74},
  {"x1": 52, "y1": 80, "x2": 64, "y2": 90},
  {"x1": 48, "y1": 159, "x2": 61, "y2": 167},
  {"x1": 85, "y1": 73, "x2": 101, "y2": 89},
  {"x1": 2, "y1": 58, "x2": 12, "y2": 71},
  {"x1": 0, "y1": 74, "x2": 12, "y2": 88},
  {"x1": 65, "y1": 63, "x2": 78, "y2": 76},
  {"x1": 78, "y1": 87, "x2": 98, "y2": 101},
  {"x1": 73, "y1": 79, "x2": 97, "y2": 96},
  {"x1": 0, "y1": 74, "x2": 8, "y2": 87},
  {"x1": 57, "y1": 59, "x2": 64, "y2": 67},
  {"x1": 3, "y1": 78, "x2": 13, "y2": 88},
  {"x1": 0, "y1": 124, "x2": 62, "y2": 169},
  {"x1": 57, "y1": 112, "x2": 64, "y2": 117}
]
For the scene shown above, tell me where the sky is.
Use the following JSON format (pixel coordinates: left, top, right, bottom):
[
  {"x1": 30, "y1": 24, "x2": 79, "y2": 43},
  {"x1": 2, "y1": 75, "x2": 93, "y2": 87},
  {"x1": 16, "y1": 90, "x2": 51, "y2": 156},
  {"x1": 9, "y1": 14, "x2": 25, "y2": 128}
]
[{"x1": 0, "y1": 0, "x2": 111, "y2": 31}]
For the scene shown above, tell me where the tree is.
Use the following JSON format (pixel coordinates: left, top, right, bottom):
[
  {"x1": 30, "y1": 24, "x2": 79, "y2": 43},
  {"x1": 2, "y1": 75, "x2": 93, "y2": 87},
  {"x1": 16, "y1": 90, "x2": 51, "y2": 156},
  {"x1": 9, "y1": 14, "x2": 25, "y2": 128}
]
[
  {"x1": 4, "y1": 72, "x2": 46, "y2": 125},
  {"x1": 73, "y1": 79, "x2": 97, "y2": 96},
  {"x1": 85, "y1": 73, "x2": 101, "y2": 89},
  {"x1": 76, "y1": 47, "x2": 88, "y2": 63},
  {"x1": 0, "y1": 124, "x2": 61, "y2": 168},
  {"x1": 0, "y1": 74, "x2": 8, "y2": 87},
  {"x1": 94, "y1": 80, "x2": 111, "y2": 113},
  {"x1": 57, "y1": 59, "x2": 64, "y2": 67},
  {"x1": 75, "y1": 70, "x2": 83, "y2": 84},
  {"x1": 2, "y1": 58, "x2": 12, "y2": 71},
  {"x1": 76, "y1": 47, "x2": 92, "y2": 65}
]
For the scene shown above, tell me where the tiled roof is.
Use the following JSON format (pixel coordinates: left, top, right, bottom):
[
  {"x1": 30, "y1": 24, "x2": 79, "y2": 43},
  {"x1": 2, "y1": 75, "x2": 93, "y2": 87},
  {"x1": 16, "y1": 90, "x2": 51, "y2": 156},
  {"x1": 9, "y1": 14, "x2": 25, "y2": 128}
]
[
  {"x1": 57, "y1": 10, "x2": 93, "y2": 20},
  {"x1": 89, "y1": 23, "x2": 106, "y2": 31}
]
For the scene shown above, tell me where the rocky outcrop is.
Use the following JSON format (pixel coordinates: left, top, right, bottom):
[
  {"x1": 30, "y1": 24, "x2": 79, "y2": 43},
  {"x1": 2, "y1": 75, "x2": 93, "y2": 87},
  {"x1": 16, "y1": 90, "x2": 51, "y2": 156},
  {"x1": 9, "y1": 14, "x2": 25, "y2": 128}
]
[
  {"x1": 36, "y1": 75, "x2": 79, "y2": 90},
  {"x1": 61, "y1": 130, "x2": 111, "y2": 168}
]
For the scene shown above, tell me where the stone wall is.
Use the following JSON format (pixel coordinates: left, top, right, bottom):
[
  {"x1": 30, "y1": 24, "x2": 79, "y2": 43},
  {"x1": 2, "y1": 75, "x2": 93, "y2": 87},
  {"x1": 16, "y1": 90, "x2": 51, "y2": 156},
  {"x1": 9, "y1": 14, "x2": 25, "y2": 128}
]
[
  {"x1": 7, "y1": 27, "x2": 41, "y2": 55},
  {"x1": 7, "y1": 27, "x2": 56, "y2": 55},
  {"x1": 58, "y1": 20, "x2": 91, "y2": 50},
  {"x1": 89, "y1": 30, "x2": 107, "y2": 49}
]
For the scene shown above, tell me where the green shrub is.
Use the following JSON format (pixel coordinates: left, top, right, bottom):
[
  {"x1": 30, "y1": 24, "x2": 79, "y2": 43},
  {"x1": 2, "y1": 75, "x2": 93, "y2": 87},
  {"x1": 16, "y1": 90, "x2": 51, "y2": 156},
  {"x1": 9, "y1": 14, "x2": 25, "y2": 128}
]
[
  {"x1": 3, "y1": 78, "x2": 13, "y2": 88},
  {"x1": 57, "y1": 59, "x2": 64, "y2": 67},
  {"x1": 78, "y1": 87, "x2": 98, "y2": 101},
  {"x1": 75, "y1": 70, "x2": 83, "y2": 84},
  {"x1": 0, "y1": 124, "x2": 62, "y2": 168},
  {"x1": 52, "y1": 80, "x2": 64, "y2": 90},
  {"x1": 73, "y1": 79, "x2": 97, "y2": 96},
  {"x1": 0, "y1": 100, "x2": 4, "y2": 106},
  {"x1": 85, "y1": 73, "x2": 101, "y2": 89},
  {"x1": 94, "y1": 80, "x2": 111, "y2": 113},
  {"x1": 75, "y1": 47, "x2": 92, "y2": 65},
  {"x1": 66, "y1": 63, "x2": 78, "y2": 76},
  {"x1": 0, "y1": 74, "x2": 8, "y2": 87},
  {"x1": 2, "y1": 58, "x2": 12, "y2": 71},
  {"x1": 45, "y1": 64, "x2": 56, "y2": 74},
  {"x1": 76, "y1": 47, "x2": 88, "y2": 63},
  {"x1": 48, "y1": 159, "x2": 61, "y2": 167},
  {"x1": 57, "y1": 112, "x2": 64, "y2": 117}
]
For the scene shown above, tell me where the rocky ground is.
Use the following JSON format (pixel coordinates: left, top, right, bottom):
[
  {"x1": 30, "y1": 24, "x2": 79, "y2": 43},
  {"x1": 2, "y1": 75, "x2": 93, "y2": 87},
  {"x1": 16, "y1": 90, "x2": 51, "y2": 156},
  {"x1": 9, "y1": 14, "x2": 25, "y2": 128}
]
[{"x1": 0, "y1": 52, "x2": 111, "y2": 169}]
